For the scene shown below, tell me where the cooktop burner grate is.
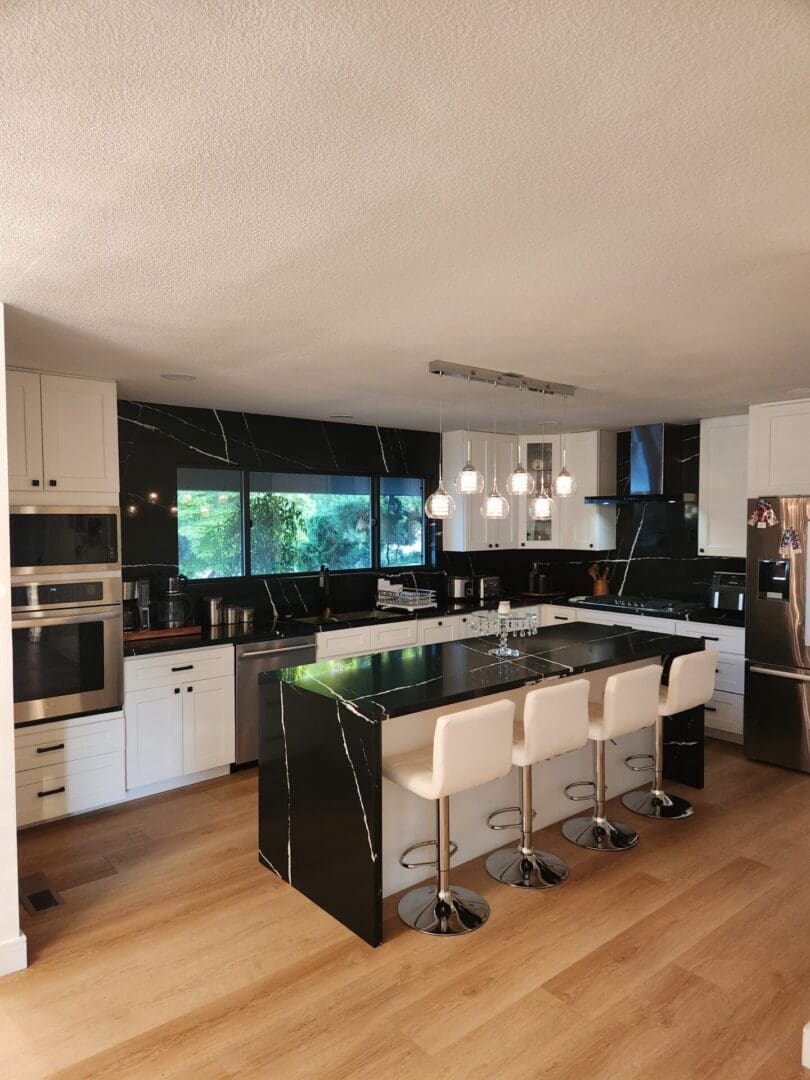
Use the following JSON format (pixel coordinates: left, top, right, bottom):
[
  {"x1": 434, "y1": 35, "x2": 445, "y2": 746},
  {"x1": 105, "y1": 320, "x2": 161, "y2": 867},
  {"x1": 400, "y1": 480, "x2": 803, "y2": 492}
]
[{"x1": 569, "y1": 595, "x2": 703, "y2": 615}]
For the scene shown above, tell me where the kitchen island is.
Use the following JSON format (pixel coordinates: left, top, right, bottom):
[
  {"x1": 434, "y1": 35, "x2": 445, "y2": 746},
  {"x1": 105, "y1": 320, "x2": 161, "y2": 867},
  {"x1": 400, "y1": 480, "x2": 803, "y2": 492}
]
[{"x1": 258, "y1": 621, "x2": 705, "y2": 946}]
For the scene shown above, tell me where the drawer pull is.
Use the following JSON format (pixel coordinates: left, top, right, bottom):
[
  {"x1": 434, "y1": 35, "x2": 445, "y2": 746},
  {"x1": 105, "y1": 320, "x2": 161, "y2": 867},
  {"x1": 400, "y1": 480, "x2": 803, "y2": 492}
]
[
  {"x1": 37, "y1": 786, "x2": 66, "y2": 798},
  {"x1": 171, "y1": 664, "x2": 194, "y2": 672},
  {"x1": 36, "y1": 743, "x2": 65, "y2": 754},
  {"x1": 702, "y1": 636, "x2": 720, "y2": 642},
  {"x1": 705, "y1": 705, "x2": 717, "y2": 713},
  {"x1": 553, "y1": 616, "x2": 568, "y2": 621}
]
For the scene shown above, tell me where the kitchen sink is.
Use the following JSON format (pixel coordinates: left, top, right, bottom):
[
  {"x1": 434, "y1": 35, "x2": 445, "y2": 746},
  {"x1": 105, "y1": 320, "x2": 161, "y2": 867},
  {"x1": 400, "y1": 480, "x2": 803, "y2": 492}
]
[{"x1": 296, "y1": 610, "x2": 404, "y2": 625}]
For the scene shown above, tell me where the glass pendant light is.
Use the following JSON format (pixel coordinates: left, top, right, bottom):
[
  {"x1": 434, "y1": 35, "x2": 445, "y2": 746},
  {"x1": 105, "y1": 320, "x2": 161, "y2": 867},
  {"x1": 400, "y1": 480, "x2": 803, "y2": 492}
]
[
  {"x1": 482, "y1": 407, "x2": 509, "y2": 520},
  {"x1": 425, "y1": 388, "x2": 455, "y2": 520},
  {"x1": 456, "y1": 443, "x2": 485, "y2": 495},
  {"x1": 454, "y1": 378, "x2": 484, "y2": 495},
  {"x1": 529, "y1": 475, "x2": 554, "y2": 520},
  {"x1": 506, "y1": 444, "x2": 535, "y2": 496},
  {"x1": 553, "y1": 448, "x2": 578, "y2": 498},
  {"x1": 553, "y1": 395, "x2": 577, "y2": 497}
]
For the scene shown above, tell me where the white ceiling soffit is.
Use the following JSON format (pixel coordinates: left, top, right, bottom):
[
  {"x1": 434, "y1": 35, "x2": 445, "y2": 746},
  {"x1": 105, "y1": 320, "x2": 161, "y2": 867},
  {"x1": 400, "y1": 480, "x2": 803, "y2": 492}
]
[{"x1": 1, "y1": 0, "x2": 809, "y2": 433}]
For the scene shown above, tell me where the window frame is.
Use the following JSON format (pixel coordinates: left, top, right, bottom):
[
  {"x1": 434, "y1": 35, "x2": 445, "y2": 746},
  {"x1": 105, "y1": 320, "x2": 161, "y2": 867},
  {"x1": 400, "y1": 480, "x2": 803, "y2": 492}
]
[{"x1": 175, "y1": 465, "x2": 432, "y2": 582}]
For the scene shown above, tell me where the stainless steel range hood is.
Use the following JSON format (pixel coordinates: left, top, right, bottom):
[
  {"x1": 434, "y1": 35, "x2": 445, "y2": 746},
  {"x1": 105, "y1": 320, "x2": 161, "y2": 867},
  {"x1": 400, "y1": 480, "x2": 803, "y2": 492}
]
[{"x1": 584, "y1": 423, "x2": 697, "y2": 506}]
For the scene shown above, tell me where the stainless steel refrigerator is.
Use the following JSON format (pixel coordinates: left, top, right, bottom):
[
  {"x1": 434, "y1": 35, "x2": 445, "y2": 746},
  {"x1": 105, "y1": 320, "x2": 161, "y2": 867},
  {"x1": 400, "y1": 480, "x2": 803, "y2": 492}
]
[{"x1": 745, "y1": 496, "x2": 810, "y2": 772}]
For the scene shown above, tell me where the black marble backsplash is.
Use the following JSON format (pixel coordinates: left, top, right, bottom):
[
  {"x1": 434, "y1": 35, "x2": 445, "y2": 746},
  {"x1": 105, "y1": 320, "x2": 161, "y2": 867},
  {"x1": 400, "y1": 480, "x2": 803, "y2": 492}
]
[{"x1": 119, "y1": 406, "x2": 744, "y2": 619}]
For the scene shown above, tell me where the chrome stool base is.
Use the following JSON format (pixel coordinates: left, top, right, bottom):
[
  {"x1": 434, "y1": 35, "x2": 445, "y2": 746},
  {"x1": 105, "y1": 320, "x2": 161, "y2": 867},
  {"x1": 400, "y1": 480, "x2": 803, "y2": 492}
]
[
  {"x1": 485, "y1": 845, "x2": 569, "y2": 889},
  {"x1": 561, "y1": 815, "x2": 639, "y2": 852},
  {"x1": 622, "y1": 788, "x2": 694, "y2": 820},
  {"x1": 397, "y1": 884, "x2": 490, "y2": 936}
]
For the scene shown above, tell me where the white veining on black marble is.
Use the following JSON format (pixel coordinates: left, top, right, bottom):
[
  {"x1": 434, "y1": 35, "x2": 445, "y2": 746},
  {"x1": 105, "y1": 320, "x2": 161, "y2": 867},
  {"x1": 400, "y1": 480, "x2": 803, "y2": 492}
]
[
  {"x1": 262, "y1": 579, "x2": 279, "y2": 620},
  {"x1": 376, "y1": 426, "x2": 389, "y2": 473},
  {"x1": 259, "y1": 848, "x2": 283, "y2": 878},
  {"x1": 292, "y1": 578, "x2": 308, "y2": 616},
  {"x1": 241, "y1": 412, "x2": 261, "y2": 465},
  {"x1": 305, "y1": 674, "x2": 377, "y2": 723},
  {"x1": 120, "y1": 414, "x2": 232, "y2": 464},
  {"x1": 335, "y1": 703, "x2": 378, "y2": 862},
  {"x1": 617, "y1": 503, "x2": 648, "y2": 595},
  {"x1": 213, "y1": 409, "x2": 231, "y2": 463},
  {"x1": 395, "y1": 428, "x2": 408, "y2": 472},
  {"x1": 321, "y1": 421, "x2": 339, "y2": 470},
  {"x1": 278, "y1": 682, "x2": 293, "y2": 881}
]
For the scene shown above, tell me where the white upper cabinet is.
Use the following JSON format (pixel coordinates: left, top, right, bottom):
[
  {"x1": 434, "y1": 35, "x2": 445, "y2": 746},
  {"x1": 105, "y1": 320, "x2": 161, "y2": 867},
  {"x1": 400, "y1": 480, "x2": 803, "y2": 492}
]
[
  {"x1": 6, "y1": 370, "x2": 119, "y2": 498},
  {"x1": 6, "y1": 369, "x2": 43, "y2": 492},
  {"x1": 698, "y1": 415, "x2": 748, "y2": 557},
  {"x1": 40, "y1": 374, "x2": 119, "y2": 493},
  {"x1": 747, "y1": 399, "x2": 810, "y2": 497},
  {"x1": 444, "y1": 428, "x2": 616, "y2": 552},
  {"x1": 516, "y1": 434, "x2": 560, "y2": 549},
  {"x1": 557, "y1": 430, "x2": 617, "y2": 551}
]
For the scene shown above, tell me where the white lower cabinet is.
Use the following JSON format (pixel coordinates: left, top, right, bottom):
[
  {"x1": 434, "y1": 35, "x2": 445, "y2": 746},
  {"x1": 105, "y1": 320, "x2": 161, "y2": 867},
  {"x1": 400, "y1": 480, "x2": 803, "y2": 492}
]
[
  {"x1": 418, "y1": 617, "x2": 458, "y2": 645},
  {"x1": 540, "y1": 605, "x2": 577, "y2": 626},
  {"x1": 674, "y1": 622, "x2": 745, "y2": 740},
  {"x1": 182, "y1": 675, "x2": 236, "y2": 775},
  {"x1": 124, "y1": 645, "x2": 235, "y2": 793},
  {"x1": 125, "y1": 684, "x2": 184, "y2": 789},
  {"x1": 15, "y1": 711, "x2": 125, "y2": 827}
]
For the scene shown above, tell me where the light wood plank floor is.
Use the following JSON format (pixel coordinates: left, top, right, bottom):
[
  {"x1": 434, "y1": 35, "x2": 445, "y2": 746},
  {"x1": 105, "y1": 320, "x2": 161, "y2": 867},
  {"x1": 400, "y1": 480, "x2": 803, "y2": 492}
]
[{"x1": 2, "y1": 741, "x2": 809, "y2": 1079}]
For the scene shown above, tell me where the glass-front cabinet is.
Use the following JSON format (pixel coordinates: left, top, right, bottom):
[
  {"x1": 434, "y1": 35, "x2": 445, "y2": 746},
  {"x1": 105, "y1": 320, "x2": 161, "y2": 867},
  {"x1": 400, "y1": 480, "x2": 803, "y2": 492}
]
[{"x1": 516, "y1": 435, "x2": 560, "y2": 548}]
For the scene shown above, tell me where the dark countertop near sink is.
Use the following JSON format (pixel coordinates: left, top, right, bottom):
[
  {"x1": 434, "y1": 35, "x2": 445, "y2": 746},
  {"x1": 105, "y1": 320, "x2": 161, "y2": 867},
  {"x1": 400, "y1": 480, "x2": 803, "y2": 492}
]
[
  {"x1": 122, "y1": 595, "x2": 537, "y2": 657},
  {"x1": 270, "y1": 621, "x2": 703, "y2": 722},
  {"x1": 559, "y1": 598, "x2": 745, "y2": 629}
]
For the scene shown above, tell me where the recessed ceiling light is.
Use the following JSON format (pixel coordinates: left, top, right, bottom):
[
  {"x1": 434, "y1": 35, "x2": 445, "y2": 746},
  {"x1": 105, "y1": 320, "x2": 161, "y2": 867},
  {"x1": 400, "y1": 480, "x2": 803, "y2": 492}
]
[
  {"x1": 161, "y1": 372, "x2": 197, "y2": 381},
  {"x1": 328, "y1": 414, "x2": 354, "y2": 421}
]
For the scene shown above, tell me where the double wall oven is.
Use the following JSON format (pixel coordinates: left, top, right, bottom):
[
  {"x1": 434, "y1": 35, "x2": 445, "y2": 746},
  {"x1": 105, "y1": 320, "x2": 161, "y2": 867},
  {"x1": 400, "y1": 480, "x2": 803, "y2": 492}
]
[{"x1": 10, "y1": 506, "x2": 123, "y2": 726}]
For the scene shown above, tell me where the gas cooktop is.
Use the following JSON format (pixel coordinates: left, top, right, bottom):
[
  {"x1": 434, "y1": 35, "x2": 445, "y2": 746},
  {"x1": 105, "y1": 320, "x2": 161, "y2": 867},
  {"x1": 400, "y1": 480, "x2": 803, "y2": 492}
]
[{"x1": 569, "y1": 595, "x2": 703, "y2": 616}]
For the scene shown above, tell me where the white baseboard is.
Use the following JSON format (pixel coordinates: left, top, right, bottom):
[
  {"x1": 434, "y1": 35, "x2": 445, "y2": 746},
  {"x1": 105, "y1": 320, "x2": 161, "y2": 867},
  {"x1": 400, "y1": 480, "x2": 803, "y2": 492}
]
[
  {"x1": 125, "y1": 765, "x2": 230, "y2": 802},
  {"x1": 0, "y1": 932, "x2": 27, "y2": 976},
  {"x1": 802, "y1": 1021, "x2": 810, "y2": 1069}
]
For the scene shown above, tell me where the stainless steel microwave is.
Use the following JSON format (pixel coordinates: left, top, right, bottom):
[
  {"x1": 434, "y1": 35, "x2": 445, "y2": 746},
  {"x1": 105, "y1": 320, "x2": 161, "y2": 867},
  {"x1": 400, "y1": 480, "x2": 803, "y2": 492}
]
[{"x1": 10, "y1": 505, "x2": 120, "y2": 575}]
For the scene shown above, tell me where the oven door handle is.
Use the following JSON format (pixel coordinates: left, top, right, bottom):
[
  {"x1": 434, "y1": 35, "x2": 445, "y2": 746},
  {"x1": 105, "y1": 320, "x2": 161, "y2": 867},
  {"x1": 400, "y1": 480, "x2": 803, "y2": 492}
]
[
  {"x1": 12, "y1": 608, "x2": 122, "y2": 628},
  {"x1": 749, "y1": 666, "x2": 810, "y2": 683}
]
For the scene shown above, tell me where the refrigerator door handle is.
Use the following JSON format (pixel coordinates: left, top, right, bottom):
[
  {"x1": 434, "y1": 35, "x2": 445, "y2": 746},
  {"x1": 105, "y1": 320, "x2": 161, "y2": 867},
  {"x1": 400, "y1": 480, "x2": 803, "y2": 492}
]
[{"x1": 749, "y1": 666, "x2": 810, "y2": 683}]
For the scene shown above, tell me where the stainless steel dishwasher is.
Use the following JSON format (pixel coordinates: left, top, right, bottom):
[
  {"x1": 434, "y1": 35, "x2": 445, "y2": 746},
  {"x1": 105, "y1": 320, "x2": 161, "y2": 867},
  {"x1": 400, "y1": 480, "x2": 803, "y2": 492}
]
[{"x1": 234, "y1": 635, "x2": 317, "y2": 765}]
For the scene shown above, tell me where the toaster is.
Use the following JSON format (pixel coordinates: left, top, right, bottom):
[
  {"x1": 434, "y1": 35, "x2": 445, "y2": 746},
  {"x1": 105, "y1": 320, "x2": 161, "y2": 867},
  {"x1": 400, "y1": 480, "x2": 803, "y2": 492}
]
[
  {"x1": 447, "y1": 576, "x2": 474, "y2": 599},
  {"x1": 476, "y1": 575, "x2": 500, "y2": 600}
]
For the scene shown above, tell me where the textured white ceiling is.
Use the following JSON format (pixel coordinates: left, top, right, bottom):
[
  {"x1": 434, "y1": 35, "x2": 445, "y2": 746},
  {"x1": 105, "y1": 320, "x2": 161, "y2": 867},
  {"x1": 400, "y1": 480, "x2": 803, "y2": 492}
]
[{"x1": 2, "y1": 0, "x2": 809, "y2": 433}]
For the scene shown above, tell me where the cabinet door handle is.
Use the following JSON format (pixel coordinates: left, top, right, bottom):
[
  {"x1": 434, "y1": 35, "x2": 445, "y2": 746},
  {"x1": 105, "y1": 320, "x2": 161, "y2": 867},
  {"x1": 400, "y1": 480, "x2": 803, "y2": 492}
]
[
  {"x1": 36, "y1": 743, "x2": 65, "y2": 754},
  {"x1": 37, "y1": 786, "x2": 66, "y2": 798},
  {"x1": 174, "y1": 687, "x2": 181, "y2": 694},
  {"x1": 48, "y1": 479, "x2": 57, "y2": 487},
  {"x1": 31, "y1": 478, "x2": 40, "y2": 487},
  {"x1": 172, "y1": 664, "x2": 194, "y2": 672},
  {"x1": 187, "y1": 685, "x2": 193, "y2": 692}
]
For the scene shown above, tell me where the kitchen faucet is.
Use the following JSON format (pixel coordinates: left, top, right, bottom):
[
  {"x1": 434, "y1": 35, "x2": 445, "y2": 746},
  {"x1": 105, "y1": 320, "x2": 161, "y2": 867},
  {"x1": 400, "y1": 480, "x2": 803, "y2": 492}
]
[{"x1": 319, "y1": 564, "x2": 332, "y2": 619}]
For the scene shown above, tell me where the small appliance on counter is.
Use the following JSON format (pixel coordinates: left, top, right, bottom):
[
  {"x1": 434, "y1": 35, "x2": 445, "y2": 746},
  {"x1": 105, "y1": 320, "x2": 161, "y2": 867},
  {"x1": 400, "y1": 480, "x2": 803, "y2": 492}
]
[
  {"x1": 708, "y1": 571, "x2": 745, "y2": 612},
  {"x1": 122, "y1": 580, "x2": 140, "y2": 632},
  {"x1": 446, "y1": 575, "x2": 473, "y2": 600},
  {"x1": 157, "y1": 576, "x2": 193, "y2": 629},
  {"x1": 527, "y1": 563, "x2": 549, "y2": 594},
  {"x1": 200, "y1": 595, "x2": 223, "y2": 629},
  {"x1": 135, "y1": 577, "x2": 151, "y2": 632},
  {"x1": 476, "y1": 575, "x2": 500, "y2": 600}
]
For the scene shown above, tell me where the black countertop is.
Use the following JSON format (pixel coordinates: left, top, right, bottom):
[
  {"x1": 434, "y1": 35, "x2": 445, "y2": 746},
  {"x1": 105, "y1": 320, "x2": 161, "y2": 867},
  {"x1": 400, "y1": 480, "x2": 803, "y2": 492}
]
[
  {"x1": 562, "y1": 598, "x2": 745, "y2": 629},
  {"x1": 122, "y1": 596, "x2": 536, "y2": 656},
  {"x1": 270, "y1": 621, "x2": 703, "y2": 722}
]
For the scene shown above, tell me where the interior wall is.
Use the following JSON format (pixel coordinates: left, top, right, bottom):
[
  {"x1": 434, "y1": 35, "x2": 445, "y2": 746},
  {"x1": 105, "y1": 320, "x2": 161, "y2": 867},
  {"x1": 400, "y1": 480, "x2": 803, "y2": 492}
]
[{"x1": 0, "y1": 305, "x2": 27, "y2": 974}]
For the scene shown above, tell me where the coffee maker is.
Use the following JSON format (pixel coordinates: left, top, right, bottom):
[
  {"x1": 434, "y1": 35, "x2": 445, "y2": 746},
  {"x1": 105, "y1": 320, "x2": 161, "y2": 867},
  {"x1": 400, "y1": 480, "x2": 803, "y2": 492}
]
[{"x1": 157, "y1": 576, "x2": 193, "y2": 629}]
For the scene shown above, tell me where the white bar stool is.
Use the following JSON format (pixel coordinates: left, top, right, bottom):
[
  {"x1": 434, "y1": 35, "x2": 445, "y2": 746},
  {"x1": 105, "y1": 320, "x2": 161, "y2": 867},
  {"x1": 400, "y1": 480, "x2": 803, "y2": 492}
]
[
  {"x1": 382, "y1": 698, "x2": 515, "y2": 936},
  {"x1": 486, "y1": 679, "x2": 590, "y2": 888},
  {"x1": 562, "y1": 664, "x2": 663, "y2": 852},
  {"x1": 622, "y1": 648, "x2": 718, "y2": 820}
]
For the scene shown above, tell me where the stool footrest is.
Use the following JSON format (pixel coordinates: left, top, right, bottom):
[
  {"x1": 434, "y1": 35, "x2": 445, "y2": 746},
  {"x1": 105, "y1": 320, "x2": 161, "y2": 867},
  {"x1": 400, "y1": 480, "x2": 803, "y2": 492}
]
[
  {"x1": 625, "y1": 753, "x2": 655, "y2": 772},
  {"x1": 486, "y1": 805, "x2": 536, "y2": 831},
  {"x1": 399, "y1": 838, "x2": 458, "y2": 870},
  {"x1": 565, "y1": 779, "x2": 597, "y2": 802}
]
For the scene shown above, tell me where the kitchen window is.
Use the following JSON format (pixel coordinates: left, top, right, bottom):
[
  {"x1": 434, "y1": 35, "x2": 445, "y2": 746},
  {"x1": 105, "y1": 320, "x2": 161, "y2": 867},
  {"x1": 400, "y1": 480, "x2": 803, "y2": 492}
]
[{"x1": 176, "y1": 468, "x2": 426, "y2": 579}]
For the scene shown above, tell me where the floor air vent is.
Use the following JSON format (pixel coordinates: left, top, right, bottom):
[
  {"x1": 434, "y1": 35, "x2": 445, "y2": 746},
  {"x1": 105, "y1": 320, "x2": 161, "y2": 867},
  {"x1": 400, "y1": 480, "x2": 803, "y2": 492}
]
[{"x1": 19, "y1": 873, "x2": 64, "y2": 916}]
